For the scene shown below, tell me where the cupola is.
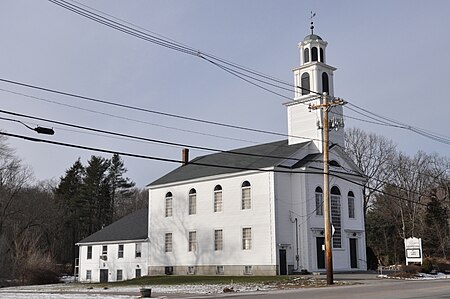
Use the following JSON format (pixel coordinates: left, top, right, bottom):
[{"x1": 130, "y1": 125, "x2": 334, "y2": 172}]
[{"x1": 284, "y1": 22, "x2": 344, "y2": 151}]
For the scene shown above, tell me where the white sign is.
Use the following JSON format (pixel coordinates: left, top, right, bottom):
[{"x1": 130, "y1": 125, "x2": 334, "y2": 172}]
[{"x1": 404, "y1": 237, "x2": 422, "y2": 265}]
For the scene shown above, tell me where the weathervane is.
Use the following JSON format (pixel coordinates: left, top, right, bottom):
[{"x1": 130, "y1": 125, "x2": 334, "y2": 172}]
[{"x1": 310, "y1": 11, "x2": 316, "y2": 34}]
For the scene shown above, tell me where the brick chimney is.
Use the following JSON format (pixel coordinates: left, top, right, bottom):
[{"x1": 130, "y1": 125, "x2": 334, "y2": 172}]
[{"x1": 182, "y1": 148, "x2": 189, "y2": 166}]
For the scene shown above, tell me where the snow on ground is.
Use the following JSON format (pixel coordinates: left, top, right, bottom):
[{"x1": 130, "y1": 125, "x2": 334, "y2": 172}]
[
  {"x1": 377, "y1": 272, "x2": 450, "y2": 280},
  {"x1": 0, "y1": 281, "x2": 272, "y2": 299}
]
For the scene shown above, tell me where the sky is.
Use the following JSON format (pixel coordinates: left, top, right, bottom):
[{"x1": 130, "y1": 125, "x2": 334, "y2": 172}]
[{"x1": 0, "y1": 0, "x2": 449, "y2": 188}]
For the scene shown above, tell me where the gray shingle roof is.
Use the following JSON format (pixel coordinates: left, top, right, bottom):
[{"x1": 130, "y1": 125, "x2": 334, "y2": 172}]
[
  {"x1": 148, "y1": 139, "x2": 311, "y2": 187},
  {"x1": 77, "y1": 208, "x2": 148, "y2": 244}
]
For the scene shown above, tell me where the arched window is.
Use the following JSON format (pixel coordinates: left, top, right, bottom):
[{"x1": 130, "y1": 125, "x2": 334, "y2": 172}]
[
  {"x1": 241, "y1": 181, "x2": 251, "y2": 210},
  {"x1": 315, "y1": 187, "x2": 323, "y2": 216},
  {"x1": 311, "y1": 47, "x2": 318, "y2": 61},
  {"x1": 165, "y1": 192, "x2": 173, "y2": 217},
  {"x1": 320, "y1": 48, "x2": 324, "y2": 62},
  {"x1": 331, "y1": 186, "x2": 342, "y2": 248},
  {"x1": 301, "y1": 73, "x2": 310, "y2": 95},
  {"x1": 188, "y1": 188, "x2": 196, "y2": 215},
  {"x1": 348, "y1": 191, "x2": 355, "y2": 219},
  {"x1": 214, "y1": 185, "x2": 223, "y2": 212},
  {"x1": 303, "y1": 48, "x2": 310, "y2": 63},
  {"x1": 322, "y1": 72, "x2": 329, "y2": 94}
]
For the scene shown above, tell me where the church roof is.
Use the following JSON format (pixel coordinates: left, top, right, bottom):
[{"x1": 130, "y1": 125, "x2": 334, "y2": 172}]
[
  {"x1": 77, "y1": 208, "x2": 148, "y2": 244},
  {"x1": 148, "y1": 139, "x2": 311, "y2": 187}
]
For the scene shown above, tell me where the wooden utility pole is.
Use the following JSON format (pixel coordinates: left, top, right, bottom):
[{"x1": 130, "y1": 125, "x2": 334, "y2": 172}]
[{"x1": 309, "y1": 92, "x2": 345, "y2": 285}]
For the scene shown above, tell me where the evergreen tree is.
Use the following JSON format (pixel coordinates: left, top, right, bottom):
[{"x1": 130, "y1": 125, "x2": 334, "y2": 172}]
[
  {"x1": 81, "y1": 156, "x2": 111, "y2": 234},
  {"x1": 423, "y1": 194, "x2": 449, "y2": 258},
  {"x1": 54, "y1": 158, "x2": 85, "y2": 265},
  {"x1": 108, "y1": 154, "x2": 135, "y2": 222}
]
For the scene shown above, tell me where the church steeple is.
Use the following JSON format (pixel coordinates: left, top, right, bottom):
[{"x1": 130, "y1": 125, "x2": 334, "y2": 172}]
[{"x1": 284, "y1": 24, "x2": 344, "y2": 151}]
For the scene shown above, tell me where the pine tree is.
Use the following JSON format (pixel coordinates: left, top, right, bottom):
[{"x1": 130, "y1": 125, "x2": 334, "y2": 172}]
[
  {"x1": 108, "y1": 154, "x2": 135, "y2": 222},
  {"x1": 54, "y1": 158, "x2": 85, "y2": 264},
  {"x1": 81, "y1": 156, "x2": 111, "y2": 234}
]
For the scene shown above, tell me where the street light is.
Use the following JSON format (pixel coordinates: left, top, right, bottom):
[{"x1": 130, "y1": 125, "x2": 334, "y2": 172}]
[{"x1": 0, "y1": 117, "x2": 54, "y2": 135}]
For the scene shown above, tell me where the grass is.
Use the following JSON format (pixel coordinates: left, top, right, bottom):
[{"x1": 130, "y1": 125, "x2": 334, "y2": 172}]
[{"x1": 105, "y1": 275, "x2": 298, "y2": 286}]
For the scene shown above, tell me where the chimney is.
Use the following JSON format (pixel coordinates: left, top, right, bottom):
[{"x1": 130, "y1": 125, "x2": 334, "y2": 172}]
[{"x1": 182, "y1": 148, "x2": 189, "y2": 166}]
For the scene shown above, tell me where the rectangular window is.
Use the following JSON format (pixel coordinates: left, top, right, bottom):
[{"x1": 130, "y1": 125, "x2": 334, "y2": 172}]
[
  {"x1": 315, "y1": 192, "x2": 324, "y2": 216},
  {"x1": 244, "y1": 265, "x2": 253, "y2": 275},
  {"x1": 214, "y1": 229, "x2": 223, "y2": 251},
  {"x1": 87, "y1": 246, "x2": 92, "y2": 259},
  {"x1": 86, "y1": 270, "x2": 92, "y2": 280},
  {"x1": 116, "y1": 269, "x2": 123, "y2": 281},
  {"x1": 242, "y1": 227, "x2": 252, "y2": 250},
  {"x1": 242, "y1": 187, "x2": 251, "y2": 209},
  {"x1": 165, "y1": 233, "x2": 172, "y2": 252},
  {"x1": 331, "y1": 194, "x2": 342, "y2": 248},
  {"x1": 216, "y1": 266, "x2": 224, "y2": 275},
  {"x1": 165, "y1": 197, "x2": 173, "y2": 217},
  {"x1": 135, "y1": 268, "x2": 141, "y2": 278},
  {"x1": 118, "y1": 244, "x2": 124, "y2": 258},
  {"x1": 214, "y1": 190, "x2": 223, "y2": 212},
  {"x1": 135, "y1": 243, "x2": 142, "y2": 258},
  {"x1": 188, "y1": 231, "x2": 197, "y2": 252},
  {"x1": 101, "y1": 245, "x2": 108, "y2": 260},
  {"x1": 348, "y1": 196, "x2": 355, "y2": 219},
  {"x1": 187, "y1": 266, "x2": 195, "y2": 274},
  {"x1": 189, "y1": 193, "x2": 196, "y2": 215}
]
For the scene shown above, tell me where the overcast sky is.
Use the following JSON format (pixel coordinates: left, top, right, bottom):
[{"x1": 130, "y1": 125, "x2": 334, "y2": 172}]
[{"x1": 1, "y1": 0, "x2": 449, "y2": 188}]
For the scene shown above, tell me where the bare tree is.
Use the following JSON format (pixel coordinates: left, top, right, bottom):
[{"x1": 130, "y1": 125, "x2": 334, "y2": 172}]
[
  {"x1": 391, "y1": 151, "x2": 448, "y2": 238},
  {"x1": 0, "y1": 135, "x2": 33, "y2": 279},
  {"x1": 344, "y1": 127, "x2": 397, "y2": 216}
]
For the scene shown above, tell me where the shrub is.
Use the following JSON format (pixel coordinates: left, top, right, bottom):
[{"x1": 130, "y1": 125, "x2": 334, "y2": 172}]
[
  {"x1": 401, "y1": 264, "x2": 420, "y2": 274},
  {"x1": 421, "y1": 258, "x2": 433, "y2": 273},
  {"x1": 16, "y1": 249, "x2": 60, "y2": 285}
]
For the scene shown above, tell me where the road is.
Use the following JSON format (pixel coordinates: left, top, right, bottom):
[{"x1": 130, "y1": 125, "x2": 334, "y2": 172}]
[{"x1": 215, "y1": 279, "x2": 450, "y2": 299}]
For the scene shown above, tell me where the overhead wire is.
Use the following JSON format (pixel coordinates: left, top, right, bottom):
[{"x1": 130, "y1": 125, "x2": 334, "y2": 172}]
[
  {"x1": 0, "y1": 87, "x2": 261, "y2": 144},
  {"x1": 0, "y1": 0, "x2": 443, "y2": 212},
  {"x1": 48, "y1": 0, "x2": 315, "y2": 99},
  {"x1": 0, "y1": 79, "x2": 320, "y2": 143},
  {"x1": 0, "y1": 108, "x2": 325, "y2": 164},
  {"x1": 69, "y1": 0, "x2": 305, "y2": 93},
  {"x1": 346, "y1": 103, "x2": 450, "y2": 145},
  {"x1": 0, "y1": 130, "x2": 429, "y2": 207},
  {"x1": 48, "y1": 0, "x2": 450, "y2": 147}
]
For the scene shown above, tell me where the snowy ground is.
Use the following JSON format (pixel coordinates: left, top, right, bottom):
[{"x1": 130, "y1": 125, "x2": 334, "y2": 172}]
[
  {"x1": 1, "y1": 273, "x2": 449, "y2": 299},
  {"x1": 377, "y1": 272, "x2": 450, "y2": 280},
  {"x1": 0, "y1": 281, "x2": 274, "y2": 298}
]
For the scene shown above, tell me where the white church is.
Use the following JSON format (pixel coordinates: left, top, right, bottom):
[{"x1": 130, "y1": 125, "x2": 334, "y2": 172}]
[{"x1": 76, "y1": 28, "x2": 367, "y2": 282}]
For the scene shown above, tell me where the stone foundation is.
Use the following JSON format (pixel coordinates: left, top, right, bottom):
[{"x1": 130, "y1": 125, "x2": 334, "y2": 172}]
[{"x1": 148, "y1": 265, "x2": 277, "y2": 276}]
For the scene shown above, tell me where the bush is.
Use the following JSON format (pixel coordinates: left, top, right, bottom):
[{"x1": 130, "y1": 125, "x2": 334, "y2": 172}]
[
  {"x1": 401, "y1": 264, "x2": 420, "y2": 274},
  {"x1": 421, "y1": 258, "x2": 433, "y2": 273},
  {"x1": 17, "y1": 250, "x2": 60, "y2": 285}
]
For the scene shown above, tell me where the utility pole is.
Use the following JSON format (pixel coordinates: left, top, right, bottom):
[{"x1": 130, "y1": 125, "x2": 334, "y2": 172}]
[{"x1": 309, "y1": 92, "x2": 345, "y2": 285}]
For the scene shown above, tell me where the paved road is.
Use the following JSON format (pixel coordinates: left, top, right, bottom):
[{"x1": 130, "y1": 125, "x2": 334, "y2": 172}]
[{"x1": 204, "y1": 279, "x2": 450, "y2": 299}]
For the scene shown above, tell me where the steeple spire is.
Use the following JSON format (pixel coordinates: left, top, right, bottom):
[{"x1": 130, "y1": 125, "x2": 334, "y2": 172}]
[{"x1": 310, "y1": 11, "x2": 316, "y2": 34}]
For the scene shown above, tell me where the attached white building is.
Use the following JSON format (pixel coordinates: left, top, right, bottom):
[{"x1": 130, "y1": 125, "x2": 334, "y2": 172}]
[
  {"x1": 147, "y1": 29, "x2": 367, "y2": 275},
  {"x1": 76, "y1": 208, "x2": 149, "y2": 282}
]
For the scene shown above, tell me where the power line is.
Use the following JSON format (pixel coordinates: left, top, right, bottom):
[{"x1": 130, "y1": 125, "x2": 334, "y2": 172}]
[
  {"x1": 0, "y1": 130, "x2": 428, "y2": 207},
  {"x1": 48, "y1": 0, "x2": 318, "y2": 98},
  {"x1": 0, "y1": 78, "x2": 318, "y2": 143},
  {"x1": 48, "y1": 0, "x2": 450, "y2": 147},
  {"x1": 346, "y1": 103, "x2": 450, "y2": 145},
  {"x1": 0, "y1": 88, "x2": 261, "y2": 144},
  {"x1": 0, "y1": 109, "x2": 324, "y2": 164}
]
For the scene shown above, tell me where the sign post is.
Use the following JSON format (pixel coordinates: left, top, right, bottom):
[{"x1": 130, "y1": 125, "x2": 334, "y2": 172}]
[{"x1": 404, "y1": 237, "x2": 422, "y2": 265}]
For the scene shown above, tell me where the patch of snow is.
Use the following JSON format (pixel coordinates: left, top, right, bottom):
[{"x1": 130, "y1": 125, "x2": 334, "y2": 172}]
[{"x1": 0, "y1": 281, "x2": 271, "y2": 298}]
